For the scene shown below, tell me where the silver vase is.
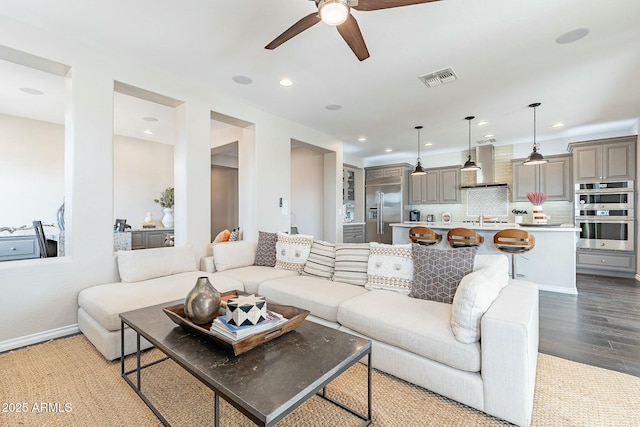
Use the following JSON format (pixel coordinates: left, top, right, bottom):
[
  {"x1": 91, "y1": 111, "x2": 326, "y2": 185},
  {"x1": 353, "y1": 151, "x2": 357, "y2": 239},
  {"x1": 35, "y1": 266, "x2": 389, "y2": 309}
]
[{"x1": 184, "y1": 276, "x2": 221, "y2": 325}]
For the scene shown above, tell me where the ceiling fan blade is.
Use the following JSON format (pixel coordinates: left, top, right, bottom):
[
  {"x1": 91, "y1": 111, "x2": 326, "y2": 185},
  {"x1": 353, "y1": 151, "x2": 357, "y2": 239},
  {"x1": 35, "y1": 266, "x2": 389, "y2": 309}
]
[
  {"x1": 265, "y1": 13, "x2": 321, "y2": 50},
  {"x1": 353, "y1": 0, "x2": 440, "y2": 11},
  {"x1": 337, "y1": 14, "x2": 370, "y2": 61}
]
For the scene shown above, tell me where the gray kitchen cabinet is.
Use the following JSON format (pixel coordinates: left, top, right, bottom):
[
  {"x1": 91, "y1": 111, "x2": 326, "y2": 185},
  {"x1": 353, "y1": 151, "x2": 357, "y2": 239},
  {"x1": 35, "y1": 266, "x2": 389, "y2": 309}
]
[
  {"x1": 409, "y1": 166, "x2": 460, "y2": 204},
  {"x1": 576, "y1": 248, "x2": 636, "y2": 275},
  {"x1": 0, "y1": 235, "x2": 39, "y2": 261},
  {"x1": 131, "y1": 228, "x2": 174, "y2": 250},
  {"x1": 569, "y1": 137, "x2": 635, "y2": 183},
  {"x1": 343, "y1": 166, "x2": 356, "y2": 204},
  {"x1": 365, "y1": 165, "x2": 406, "y2": 181},
  {"x1": 343, "y1": 223, "x2": 365, "y2": 243},
  {"x1": 511, "y1": 154, "x2": 572, "y2": 201}
]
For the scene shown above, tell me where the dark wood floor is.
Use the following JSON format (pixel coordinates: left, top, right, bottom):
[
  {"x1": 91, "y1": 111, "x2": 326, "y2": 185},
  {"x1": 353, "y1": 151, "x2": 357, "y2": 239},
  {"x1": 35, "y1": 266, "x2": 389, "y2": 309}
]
[{"x1": 539, "y1": 273, "x2": 640, "y2": 377}]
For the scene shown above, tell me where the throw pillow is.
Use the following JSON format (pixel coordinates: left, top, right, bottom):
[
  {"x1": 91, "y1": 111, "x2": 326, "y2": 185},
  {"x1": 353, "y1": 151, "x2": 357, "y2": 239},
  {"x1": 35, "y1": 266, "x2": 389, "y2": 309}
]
[
  {"x1": 229, "y1": 227, "x2": 240, "y2": 241},
  {"x1": 333, "y1": 243, "x2": 370, "y2": 286},
  {"x1": 365, "y1": 243, "x2": 413, "y2": 295},
  {"x1": 254, "y1": 231, "x2": 278, "y2": 267},
  {"x1": 450, "y1": 259, "x2": 509, "y2": 343},
  {"x1": 301, "y1": 240, "x2": 336, "y2": 279},
  {"x1": 410, "y1": 245, "x2": 477, "y2": 303},
  {"x1": 213, "y1": 229, "x2": 231, "y2": 243},
  {"x1": 275, "y1": 232, "x2": 313, "y2": 272}
]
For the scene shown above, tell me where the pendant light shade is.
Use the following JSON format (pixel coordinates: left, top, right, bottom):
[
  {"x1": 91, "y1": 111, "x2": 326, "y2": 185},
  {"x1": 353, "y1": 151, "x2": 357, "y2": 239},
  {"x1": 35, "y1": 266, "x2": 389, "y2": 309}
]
[
  {"x1": 411, "y1": 125, "x2": 426, "y2": 175},
  {"x1": 523, "y1": 102, "x2": 548, "y2": 166},
  {"x1": 461, "y1": 116, "x2": 481, "y2": 171}
]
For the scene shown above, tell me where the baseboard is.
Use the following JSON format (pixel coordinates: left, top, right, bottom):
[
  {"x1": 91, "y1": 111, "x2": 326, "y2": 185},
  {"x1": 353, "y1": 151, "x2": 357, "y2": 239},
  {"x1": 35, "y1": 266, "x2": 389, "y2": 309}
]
[{"x1": 0, "y1": 324, "x2": 79, "y2": 354}]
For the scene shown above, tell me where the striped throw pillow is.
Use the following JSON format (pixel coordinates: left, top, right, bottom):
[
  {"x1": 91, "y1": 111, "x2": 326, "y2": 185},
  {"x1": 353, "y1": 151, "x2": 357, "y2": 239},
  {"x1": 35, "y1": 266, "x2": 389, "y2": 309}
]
[
  {"x1": 301, "y1": 240, "x2": 336, "y2": 279},
  {"x1": 333, "y1": 243, "x2": 371, "y2": 286}
]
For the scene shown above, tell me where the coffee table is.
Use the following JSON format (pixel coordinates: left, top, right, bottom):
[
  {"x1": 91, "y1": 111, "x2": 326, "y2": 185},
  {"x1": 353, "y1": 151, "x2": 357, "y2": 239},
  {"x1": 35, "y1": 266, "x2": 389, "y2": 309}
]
[{"x1": 120, "y1": 301, "x2": 372, "y2": 427}]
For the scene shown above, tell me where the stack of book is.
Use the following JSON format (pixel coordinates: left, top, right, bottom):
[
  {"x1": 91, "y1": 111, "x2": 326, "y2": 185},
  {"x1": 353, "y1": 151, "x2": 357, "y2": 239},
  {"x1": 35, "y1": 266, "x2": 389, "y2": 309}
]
[{"x1": 210, "y1": 309, "x2": 287, "y2": 341}]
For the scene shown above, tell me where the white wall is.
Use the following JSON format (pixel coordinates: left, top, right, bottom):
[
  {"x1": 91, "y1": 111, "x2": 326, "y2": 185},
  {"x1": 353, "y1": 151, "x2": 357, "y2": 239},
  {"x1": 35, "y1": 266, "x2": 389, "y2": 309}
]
[
  {"x1": 113, "y1": 135, "x2": 174, "y2": 228},
  {"x1": 0, "y1": 113, "x2": 64, "y2": 227},
  {"x1": 0, "y1": 15, "x2": 342, "y2": 348}
]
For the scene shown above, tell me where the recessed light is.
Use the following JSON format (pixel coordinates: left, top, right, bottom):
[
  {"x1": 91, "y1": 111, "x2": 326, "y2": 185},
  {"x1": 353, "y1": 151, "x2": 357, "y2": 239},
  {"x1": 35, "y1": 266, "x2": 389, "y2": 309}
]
[
  {"x1": 483, "y1": 134, "x2": 494, "y2": 138},
  {"x1": 279, "y1": 78, "x2": 293, "y2": 87},
  {"x1": 232, "y1": 75, "x2": 253, "y2": 85},
  {"x1": 385, "y1": 148, "x2": 392, "y2": 152},
  {"x1": 143, "y1": 117, "x2": 158, "y2": 122},
  {"x1": 19, "y1": 87, "x2": 43, "y2": 95},
  {"x1": 424, "y1": 142, "x2": 433, "y2": 146},
  {"x1": 143, "y1": 130, "x2": 153, "y2": 135},
  {"x1": 358, "y1": 137, "x2": 367, "y2": 142},
  {"x1": 325, "y1": 104, "x2": 342, "y2": 111},
  {"x1": 476, "y1": 120, "x2": 488, "y2": 126},
  {"x1": 556, "y1": 27, "x2": 590, "y2": 44}
]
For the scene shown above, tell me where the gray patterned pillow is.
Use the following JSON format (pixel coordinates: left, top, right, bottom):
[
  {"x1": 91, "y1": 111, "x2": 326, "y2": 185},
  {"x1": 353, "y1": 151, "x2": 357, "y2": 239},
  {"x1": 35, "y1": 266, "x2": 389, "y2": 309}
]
[
  {"x1": 254, "y1": 231, "x2": 277, "y2": 267},
  {"x1": 410, "y1": 245, "x2": 477, "y2": 303},
  {"x1": 301, "y1": 240, "x2": 336, "y2": 279},
  {"x1": 333, "y1": 243, "x2": 370, "y2": 286}
]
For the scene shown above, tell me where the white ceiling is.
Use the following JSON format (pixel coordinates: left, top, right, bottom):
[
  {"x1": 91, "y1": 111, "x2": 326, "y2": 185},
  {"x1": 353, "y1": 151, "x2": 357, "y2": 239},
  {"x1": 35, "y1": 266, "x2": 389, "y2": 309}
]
[{"x1": 0, "y1": 0, "x2": 639, "y2": 165}]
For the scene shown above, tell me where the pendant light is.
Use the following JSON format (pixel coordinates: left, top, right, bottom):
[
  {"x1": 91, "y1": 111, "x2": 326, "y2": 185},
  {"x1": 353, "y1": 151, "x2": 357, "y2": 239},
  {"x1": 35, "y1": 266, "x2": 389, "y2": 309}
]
[
  {"x1": 411, "y1": 125, "x2": 426, "y2": 175},
  {"x1": 461, "y1": 116, "x2": 481, "y2": 171},
  {"x1": 523, "y1": 102, "x2": 548, "y2": 166}
]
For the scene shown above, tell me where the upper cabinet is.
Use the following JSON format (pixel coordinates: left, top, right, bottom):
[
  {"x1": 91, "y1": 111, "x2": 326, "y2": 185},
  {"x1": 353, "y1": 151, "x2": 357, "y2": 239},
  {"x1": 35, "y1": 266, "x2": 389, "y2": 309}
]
[
  {"x1": 343, "y1": 166, "x2": 356, "y2": 203},
  {"x1": 409, "y1": 166, "x2": 461, "y2": 205},
  {"x1": 511, "y1": 154, "x2": 572, "y2": 201},
  {"x1": 569, "y1": 137, "x2": 636, "y2": 183}
]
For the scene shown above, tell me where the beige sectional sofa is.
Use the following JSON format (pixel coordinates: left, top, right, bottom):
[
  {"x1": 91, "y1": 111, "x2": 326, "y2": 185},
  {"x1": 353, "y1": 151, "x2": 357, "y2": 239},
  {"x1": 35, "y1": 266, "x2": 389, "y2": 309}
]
[{"x1": 78, "y1": 239, "x2": 538, "y2": 427}]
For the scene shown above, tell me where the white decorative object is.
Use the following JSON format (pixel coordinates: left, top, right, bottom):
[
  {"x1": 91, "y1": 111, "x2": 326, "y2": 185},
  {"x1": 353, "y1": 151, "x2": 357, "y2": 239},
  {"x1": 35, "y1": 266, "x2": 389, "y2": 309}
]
[
  {"x1": 226, "y1": 294, "x2": 267, "y2": 326},
  {"x1": 144, "y1": 212, "x2": 152, "y2": 223},
  {"x1": 162, "y1": 208, "x2": 174, "y2": 228},
  {"x1": 532, "y1": 206, "x2": 547, "y2": 224}
]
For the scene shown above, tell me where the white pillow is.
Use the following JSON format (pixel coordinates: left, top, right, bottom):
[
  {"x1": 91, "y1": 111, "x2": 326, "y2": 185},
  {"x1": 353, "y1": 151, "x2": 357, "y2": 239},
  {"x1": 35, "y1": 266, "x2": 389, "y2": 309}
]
[
  {"x1": 117, "y1": 245, "x2": 196, "y2": 283},
  {"x1": 365, "y1": 243, "x2": 413, "y2": 295},
  {"x1": 213, "y1": 241, "x2": 257, "y2": 272},
  {"x1": 450, "y1": 257, "x2": 509, "y2": 343},
  {"x1": 275, "y1": 232, "x2": 313, "y2": 272}
]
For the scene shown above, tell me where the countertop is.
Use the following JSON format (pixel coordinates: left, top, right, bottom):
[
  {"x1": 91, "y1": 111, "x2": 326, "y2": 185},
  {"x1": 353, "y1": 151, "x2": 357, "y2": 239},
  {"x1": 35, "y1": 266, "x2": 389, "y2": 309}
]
[{"x1": 393, "y1": 221, "x2": 580, "y2": 232}]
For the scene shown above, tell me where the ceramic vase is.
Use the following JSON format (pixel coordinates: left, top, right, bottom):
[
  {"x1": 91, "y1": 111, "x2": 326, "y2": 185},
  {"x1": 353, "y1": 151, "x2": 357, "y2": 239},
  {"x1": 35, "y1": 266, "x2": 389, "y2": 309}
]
[
  {"x1": 532, "y1": 205, "x2": 547, "y2": 224},
  {"x1": 162, "y1": 207, "x2": 174, "y2": 228},
  {"x1": 184, "y1": 277, "x2": 221, "y2": 325}
]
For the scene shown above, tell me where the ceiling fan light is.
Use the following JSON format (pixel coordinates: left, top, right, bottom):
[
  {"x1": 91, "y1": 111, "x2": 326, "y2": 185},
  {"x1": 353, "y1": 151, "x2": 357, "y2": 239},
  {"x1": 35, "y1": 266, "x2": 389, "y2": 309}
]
[{"x1": 318, "y1": 0, "x2": 350, "y2": 26}]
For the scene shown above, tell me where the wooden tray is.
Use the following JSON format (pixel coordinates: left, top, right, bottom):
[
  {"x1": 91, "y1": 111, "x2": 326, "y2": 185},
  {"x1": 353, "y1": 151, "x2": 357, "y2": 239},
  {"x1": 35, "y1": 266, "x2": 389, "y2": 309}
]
[{"x1": 163, "y1": 292, "x2": 309, "y2": 356}]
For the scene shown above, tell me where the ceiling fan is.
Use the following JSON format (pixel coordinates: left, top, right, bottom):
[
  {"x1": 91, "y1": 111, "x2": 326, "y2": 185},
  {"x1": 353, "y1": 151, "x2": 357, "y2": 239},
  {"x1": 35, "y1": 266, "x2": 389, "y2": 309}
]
[{"x1": 265, "y1": 0, "x2": 441, "y2": 61}]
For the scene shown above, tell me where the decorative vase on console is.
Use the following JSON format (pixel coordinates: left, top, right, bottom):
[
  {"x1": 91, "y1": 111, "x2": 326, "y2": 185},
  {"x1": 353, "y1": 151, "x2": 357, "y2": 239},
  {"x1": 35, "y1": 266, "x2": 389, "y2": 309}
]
[
  {"x1": 162, "y1": 208, "x2": 174, "y2": 228},
  {"x1": 154, "y1": 187, "x2": 174, "y2": 228},
  {"x1": 184, "y1": 276, "x2": 221, "y2": 325},
  {"x1": 527, "y1": 192, "x2": 547, "y2": 224}
]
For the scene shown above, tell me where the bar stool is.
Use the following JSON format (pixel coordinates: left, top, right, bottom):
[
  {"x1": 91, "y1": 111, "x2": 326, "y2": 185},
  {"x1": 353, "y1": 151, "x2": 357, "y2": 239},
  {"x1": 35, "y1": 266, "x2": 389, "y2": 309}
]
[
  {"x1": 493, "y1": 229, "x2": 535, "y2": 279},
  {"x1": 447, "y1": 228, "x2": 484, "y2": 248},
  {"x1": 409, "y1": 226, "x2": 442, "y2": 246}
]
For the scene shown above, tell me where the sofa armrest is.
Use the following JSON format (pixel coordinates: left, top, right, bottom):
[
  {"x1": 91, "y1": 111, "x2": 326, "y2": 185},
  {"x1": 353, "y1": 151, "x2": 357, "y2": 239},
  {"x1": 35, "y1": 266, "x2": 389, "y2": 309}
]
[
  {"x1": 481, "y1": 280, "x2": 539, "y2": 427},
  {"x1": 200, "y1": 255, "x2": 216, "y2": 273}
]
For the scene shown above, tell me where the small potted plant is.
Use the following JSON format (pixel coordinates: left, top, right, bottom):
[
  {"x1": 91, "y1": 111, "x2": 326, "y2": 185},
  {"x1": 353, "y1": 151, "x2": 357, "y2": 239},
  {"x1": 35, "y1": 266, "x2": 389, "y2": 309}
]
[{"x1": 154, "y1": 187, "x2": 174, "y2": 227}]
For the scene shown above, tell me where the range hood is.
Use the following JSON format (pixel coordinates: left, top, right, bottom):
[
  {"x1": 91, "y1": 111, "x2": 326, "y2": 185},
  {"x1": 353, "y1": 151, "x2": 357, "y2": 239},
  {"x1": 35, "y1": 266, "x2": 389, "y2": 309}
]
[{"x1": 460, "y1": 145, "x2": 509, "y2": 188}]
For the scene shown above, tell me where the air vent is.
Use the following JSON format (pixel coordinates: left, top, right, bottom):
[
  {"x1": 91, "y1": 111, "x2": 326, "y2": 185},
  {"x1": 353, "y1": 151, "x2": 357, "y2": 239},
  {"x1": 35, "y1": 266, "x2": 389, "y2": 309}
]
[
  {"x1": 476, "y1": 138, "x2": 496, "y2": 144},
  {"x1": 418, "y1": 67, "x2": 458, "y2": 88}
]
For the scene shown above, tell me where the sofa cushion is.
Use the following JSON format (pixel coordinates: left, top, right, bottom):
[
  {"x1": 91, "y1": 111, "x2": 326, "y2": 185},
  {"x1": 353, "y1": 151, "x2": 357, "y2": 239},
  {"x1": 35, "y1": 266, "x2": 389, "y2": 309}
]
[
  {"x1": 78, "y1": 271, "x2": 243, "y2": 332},
  {"x1": 254, "y1": 231, "x2": 277, "y2": 267},
  {"x1": 409, "y1": 245, "x2": 477, "y2": 303},
  {"x1": 259, "y1": 275, "x2": 368, "y2": 323},
  {"x1": 337, "y1": 290, "x2": 481, "y2": 372},
  {"x1": 275, "y1": 232, "x2": 313, "y2": 272},
  {"x1": 451, "y1": 255, "x2": 509, "y2": 343},
  {"x1": 117, "y1": 245, "x2": 196, "y2": 283},
  {"x1": 301, "y1": 240, "x2": 336, "y2": 279},
  {"x1": 213, "y1": 241, "x2": 257, "y2": 272},
  {"x1": 365, "y1": 242, "x2": 413, "y2": 295},
  {"x1": 214, "y1": 265, "x2": 299, "y2": 295},
  {"x1": 332, "y1": 243, "x2": 370, "y2": 286}
]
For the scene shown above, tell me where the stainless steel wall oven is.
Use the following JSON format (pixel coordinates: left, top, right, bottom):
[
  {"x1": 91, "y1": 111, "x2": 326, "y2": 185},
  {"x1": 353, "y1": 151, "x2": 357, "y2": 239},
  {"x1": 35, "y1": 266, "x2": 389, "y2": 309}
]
[{"x1": 575, "y1": 181, "x2": 635, "y2": 251}]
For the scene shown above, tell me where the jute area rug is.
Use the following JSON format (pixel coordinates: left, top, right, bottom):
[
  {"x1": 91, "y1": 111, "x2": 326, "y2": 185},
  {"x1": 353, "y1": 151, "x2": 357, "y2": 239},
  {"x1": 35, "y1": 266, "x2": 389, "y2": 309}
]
[{"x1": 1, "y1": 334, "x2": 639, "y2": 427}]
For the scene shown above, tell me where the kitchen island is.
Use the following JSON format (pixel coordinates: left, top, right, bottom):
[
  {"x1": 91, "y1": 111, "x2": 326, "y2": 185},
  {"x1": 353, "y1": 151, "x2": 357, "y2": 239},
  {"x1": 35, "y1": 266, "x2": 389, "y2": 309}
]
[{"x1": 392, "y1": 222, "x2": 580, "y2": 294}]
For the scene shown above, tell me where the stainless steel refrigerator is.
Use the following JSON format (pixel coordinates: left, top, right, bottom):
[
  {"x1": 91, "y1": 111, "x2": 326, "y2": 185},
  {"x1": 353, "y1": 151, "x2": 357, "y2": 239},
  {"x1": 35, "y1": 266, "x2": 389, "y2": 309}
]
[{"x1": 365, "y1": 170, "x2": 408, "y2": 244}]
